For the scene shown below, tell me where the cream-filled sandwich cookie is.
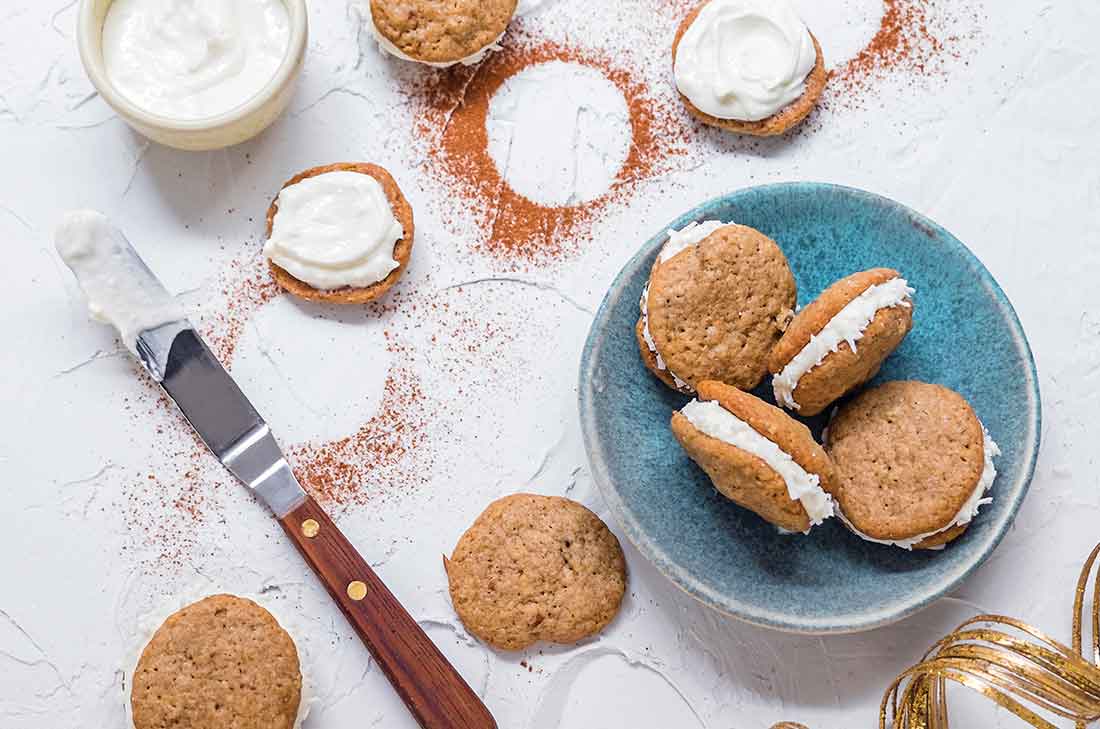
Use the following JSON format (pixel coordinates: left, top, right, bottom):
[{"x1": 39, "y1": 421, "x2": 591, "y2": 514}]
[
  {"x1": 637, "y1": 222, "x2": 796, "y2": 393},
  {"x1": 264, "y1": 163, "x2": 414, "y2": 304},
  {"x1": 769, "y1": 269, "x2": 915, "y2": 416},
  {"x1": 672, "y1": 381, "x2": 836, "y2": 534},
  {"x1": 825, "y1": 381, "x2": 1000, "y2": 551},
  {"x1": 370, "y1": 0, "x2": 517, "y2": 68},
  {"x1": 672, "y1": 0, "x2": 826, "y2": 136},
  {"x1": 131, "y1": 595, "x2": 304, "y2": 729}
]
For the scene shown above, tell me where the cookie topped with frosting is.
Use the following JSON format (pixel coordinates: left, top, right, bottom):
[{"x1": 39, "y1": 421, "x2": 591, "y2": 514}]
[
  {"x1": 672, "y1": 381, "x2": 836, "y2": 534},
  {"x1": 264, "y1": 162, "x2": 415, "y2": 304},
  {"x1": 637, "y1": 222, "x2": 796, "y2": 393},
  {"x1": 825, "y1": 381, "x2": 1000, "y2": 550},
  {"x1": 672, "y1": 0, "x2": 826, "y2": 136},
  {"x1": 370, "y1": 0, "x2": 518, "y2": 67},
  {"x1": 769, "y1": 268, "x2": 915, "y2": 416}
]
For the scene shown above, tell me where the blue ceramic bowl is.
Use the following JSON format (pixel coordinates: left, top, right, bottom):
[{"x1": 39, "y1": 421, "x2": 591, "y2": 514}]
[{"x1": 579, "y1": 183, "x2": 1040, "y2": 634}]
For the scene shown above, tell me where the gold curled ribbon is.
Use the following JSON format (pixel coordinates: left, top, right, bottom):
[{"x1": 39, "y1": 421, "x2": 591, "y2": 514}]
[{"x1": 880, "y1": 542, "x2": 1100, "y2": 728}]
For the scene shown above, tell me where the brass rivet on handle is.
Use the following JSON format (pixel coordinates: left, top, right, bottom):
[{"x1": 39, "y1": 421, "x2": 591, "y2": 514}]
[
  {"x1": 347, "y1": 581, "x2": 368, "y2": 601},
  {"x1": 301, "y1": 519, "x2": 320, "y2": 538}
]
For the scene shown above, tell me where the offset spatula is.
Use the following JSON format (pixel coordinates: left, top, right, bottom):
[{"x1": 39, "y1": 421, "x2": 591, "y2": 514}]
[{"x1": 56, "y1": 211, "x2": 496, "y2": 729}]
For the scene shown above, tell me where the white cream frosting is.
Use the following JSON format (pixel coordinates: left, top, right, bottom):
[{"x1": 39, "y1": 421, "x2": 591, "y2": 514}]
[
  {"x1": 370, "y1": 14, "x2": 505, "y2": 68},
  {"x1": 640, "y1": 221, "x2": 732, "y2": 391},
  {"x1": 680, "y1": 399, "x2": 835, "y2": 528},
  {"x1": 55, "y1": 211, "x2": 186, "y2": 355},
  {"x1": 264, "y1": 170, "x2": 405, "y2": 291},
  {"x1": 773, "y1": 278, "x2": 914, "y2": 411},
  {"x1": 102, "y1": 0, "x2": 291, "y2": 120},
  {"x1": 673, "y1": 0, "x2": 816, "y2": 122},
  {"x1": 658, "y1": 220, "x2": 729, "y2": 263},
  {"x1": 837, "y1": 426, "x2": 1000, "y2": 550}
]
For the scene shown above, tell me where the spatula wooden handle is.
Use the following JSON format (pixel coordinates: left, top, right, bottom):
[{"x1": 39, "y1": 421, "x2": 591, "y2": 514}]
[{"x1": 279, "y1": 495, "x2": 496, "y2": 729}]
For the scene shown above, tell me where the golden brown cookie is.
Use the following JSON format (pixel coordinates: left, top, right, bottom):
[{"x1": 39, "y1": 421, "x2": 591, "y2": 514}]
[
  {"x1": 769, "y1": 269, "x2": 915, "y2": 416},
  {"x1": 825, "y1": 381, "x2": 998, "y2": 550},
  {"x1": 672, "y1": 1, "x2": 827, "y2": 136},
  {"x1": 265, "y1": 162, "x2": 415, "y2": 304},
  {"x1": 445, "y1": 494, "x2": 627, "y2": 651},
  {"x1": 641, "y1": 224, "x2": 796, "y2": 392},
  {"x1": 131, "y1": 595, "x2": 302, "y2": 729},
  {"x1": 370, "y1": 0, "x2": 517, "y2": 65},
  {"x1": 671, "y1": 381, "x2": 836, "y2": 533}
]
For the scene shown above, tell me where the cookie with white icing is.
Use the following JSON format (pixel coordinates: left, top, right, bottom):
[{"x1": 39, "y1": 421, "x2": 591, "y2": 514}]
[
  {"x1": 825, "y1": 381, "x2": 1000, "y2": 550},
  {"x1": 672, "y1": 381, "x2": 836, "y2": 534},
  {"x1": 672, "y1": 0, "x2": 827, "y2": 136},
  {"x1": 637, "y1": 222, "x2": 796, "y2": 393},
  {"x1": 264, "y1": 163, "x2": 415, "y2": 305},
  {"x1": 769, "y1": 269, "x2": 915, "y2": 416}
]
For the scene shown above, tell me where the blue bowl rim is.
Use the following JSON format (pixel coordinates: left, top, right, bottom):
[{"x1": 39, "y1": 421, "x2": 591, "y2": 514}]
[{"x1": 578, "y1": 181, "x2": 1042, "y2": 634}]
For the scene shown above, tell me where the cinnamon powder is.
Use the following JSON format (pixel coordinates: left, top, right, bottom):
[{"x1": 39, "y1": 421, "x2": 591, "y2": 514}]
[
  {"x1": 287, "y1": 366, "x2": 429, "y2": 507},
  {"x1": 414, "y1": 34, "x2": 688, "y2": 265},
  {"x1": 826, "y1": 0, "x2": 978, "y2": 108}
]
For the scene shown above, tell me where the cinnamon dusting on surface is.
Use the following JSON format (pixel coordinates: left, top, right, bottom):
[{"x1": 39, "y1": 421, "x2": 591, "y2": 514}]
[
  {"x1": 826, "y1": 0, "x2": 981, "y2": 109},
  {"x1": 288, "y1": 366, "x2": 429, "y2": 507},
  {"x1": 414, "y1": 34, "x2": 688, "y2": 266},
  {"x1": 203, "y1": 256, "x2": 280, "y2": 365}
]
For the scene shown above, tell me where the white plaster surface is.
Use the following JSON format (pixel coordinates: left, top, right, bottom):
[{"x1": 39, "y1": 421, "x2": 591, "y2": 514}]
[{"x1": 0, "y1": 1, "x2": 1097, "y2": 728}]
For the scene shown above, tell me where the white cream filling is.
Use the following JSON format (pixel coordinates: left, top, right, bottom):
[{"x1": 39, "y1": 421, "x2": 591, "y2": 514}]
[
  {"x1": 673, "y1": 0, "x2": 817, "y2": 122},
  {"x1": 370, "y1": 19, "x2": 505, "y2": 68},
  {"x1": 838, "y1": 426, "x2": 1001, "y2": 550},
  {"x1": 640, "y1": 221, "x2": 732, "y2": 391},
  {"x1": 123, "y1": 588, "x2": 314, "y2": 729},
  {"x1": 658, "y1": 220, "x2": 729, "y2": 263},
  {"x1": 264, "y1": 170, "x2": 404, "y2": 291},
  {"x1": 102, "y1": 0, "x2": 291, "y2": 121},
  {"x1": 681, "y1": 399, "x2": 835, "y2": 528},
  {"x1": 773, "y1": 278, "x2": 914, "y2": 410}
]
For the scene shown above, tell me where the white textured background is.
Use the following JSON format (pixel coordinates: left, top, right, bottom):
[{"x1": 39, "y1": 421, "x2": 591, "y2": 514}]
[{"x1": 1, "y1": 1, "x2": 1096, "y2": 727}]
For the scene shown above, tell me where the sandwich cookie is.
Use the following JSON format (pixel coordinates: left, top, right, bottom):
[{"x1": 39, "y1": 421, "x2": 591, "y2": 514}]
[
  {"x1": 445, "y1": 494, "x2": 627, "y2": 651},
  {"x1": 672, "y1": 0, "x2": 827, "y2": 136},
  {"x1": 770, "y1": 269, "x2": 915, "y2": 416},
  {"x1": 637, "y1": 221, "x2": 796, "y2": 393},
  {"x1": 671, "y1": 381, "x2": 836, "y2": 534},
  {"x1": 825, "y1": 381, "x2": 1000, "y2": 550},
  {"x1": 131, "y1": 595, "x2": 303, "y2": 729},
  {"x1": 264, "y1": 163, "x2": 414, "y2": 304},
  {"x1": 370, "y1": 0, "x2": 518, "y2": 67}
]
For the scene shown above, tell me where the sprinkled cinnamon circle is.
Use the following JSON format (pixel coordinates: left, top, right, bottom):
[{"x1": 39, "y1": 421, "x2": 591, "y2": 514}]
[{"x1": 415, "y1": 35, "x2": 686, "y2": 265}]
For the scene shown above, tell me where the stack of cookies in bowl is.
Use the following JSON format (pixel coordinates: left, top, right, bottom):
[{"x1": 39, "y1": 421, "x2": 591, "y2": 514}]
[{"x1": 637, "y1": 222, "x2": 999, "y2": 550}]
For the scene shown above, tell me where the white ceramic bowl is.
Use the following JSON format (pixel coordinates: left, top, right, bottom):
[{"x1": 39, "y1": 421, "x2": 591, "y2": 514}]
[{"x1": 77, "y1": 0, "x2": 309, "y2": 151}]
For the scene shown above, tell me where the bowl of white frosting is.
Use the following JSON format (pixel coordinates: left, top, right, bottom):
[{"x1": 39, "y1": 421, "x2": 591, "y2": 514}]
[{"x1": 77, "y1": 0, "x2": 308, "y2": 151}]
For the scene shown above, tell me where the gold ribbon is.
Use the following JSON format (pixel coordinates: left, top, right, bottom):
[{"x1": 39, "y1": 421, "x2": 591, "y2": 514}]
[
  {"x1": 881, "y1": 543, "x2": 1100, "y2": 728},
  {"x1": 772, "y1": 543, "x2": 1100, "y2": 729}
]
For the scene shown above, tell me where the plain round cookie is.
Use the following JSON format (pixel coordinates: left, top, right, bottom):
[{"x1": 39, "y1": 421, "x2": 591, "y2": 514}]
[
  {"x1": 646, "y1": 224, "x2": 796, "y2": 392},
  {"x1": 266, "y1": 162, "x2": 415, "y2": 304},
  {"x1": 825, "y1": 381, "x2": 986, "y2": 549},
  {"x1": 769, "y1": 269, "x2": 914, "y2": 416},
  {"x1": 672, "y1": 0, "x2": 827, "y2": 136},
  {"x1": 131, "y1": 595, "x2": 302, "y2": 729},
  {"x1": 445, "y1": 494, "x2": 627, "y2": 651},
  {"x1": 370, "y1": 0, "x2": 517, "y2": 65},
  {"x1": 672, "y1": 381, "x2": 836, "y2": 533}
]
